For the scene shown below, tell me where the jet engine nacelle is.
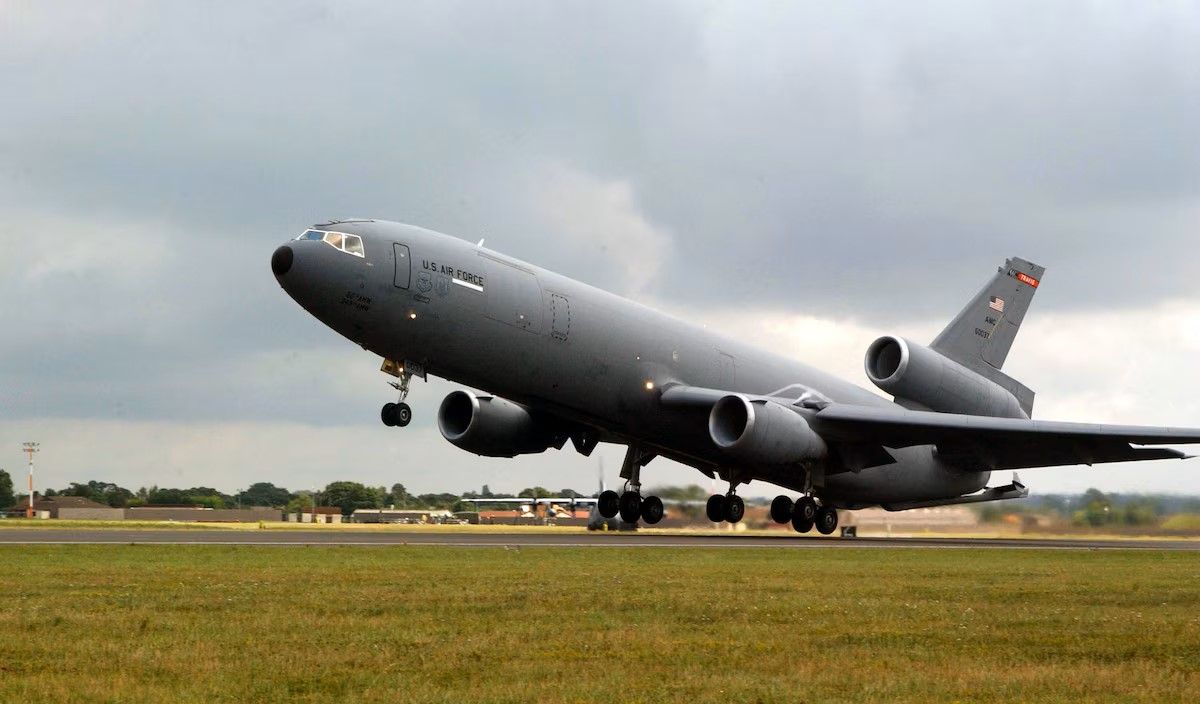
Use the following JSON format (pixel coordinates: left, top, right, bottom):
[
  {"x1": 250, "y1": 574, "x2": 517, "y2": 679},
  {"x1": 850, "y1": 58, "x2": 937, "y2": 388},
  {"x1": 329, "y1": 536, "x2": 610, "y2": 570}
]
[
  {"x1": 709, "y1": 395, "x2": 828, "y2": 465},
  {"x1": 438, "y1": 390, "x2": 564, "y2": 458},
  {"x1": 864, "y1": 336, "x2": 1027, "y2": 418}
]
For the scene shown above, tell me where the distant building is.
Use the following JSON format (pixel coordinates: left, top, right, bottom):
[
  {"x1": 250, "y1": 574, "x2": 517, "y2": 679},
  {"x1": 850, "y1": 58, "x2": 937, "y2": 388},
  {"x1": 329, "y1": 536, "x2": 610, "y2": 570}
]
[
  {"x1": 351, "y1": 508, "x2": 455, "y2": 524},
  {"x1": 286, "y1": 506, "x2": 343, "y2": 524},
  {"x1": 474, "y1": 509, "x2": 589, "y2": 527},
  {"x1": 32, "y1": 496, "x2": 124, "y2": 520},
  {"x1": 842, "y1": 507, "x2": 979, "y2": 532}
]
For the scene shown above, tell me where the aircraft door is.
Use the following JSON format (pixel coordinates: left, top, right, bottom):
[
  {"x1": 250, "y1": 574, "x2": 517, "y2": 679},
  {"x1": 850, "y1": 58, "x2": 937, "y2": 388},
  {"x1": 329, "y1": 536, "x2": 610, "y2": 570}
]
[
  {"x1": 393, "y1": 243, "x2": 411, "y2": 289},
  {"x1": 550, "y1": 294, "x2": 570, "y2": 341},
  {"x1": 715, "y1": 350, "x2": 736, "y2": 388}
]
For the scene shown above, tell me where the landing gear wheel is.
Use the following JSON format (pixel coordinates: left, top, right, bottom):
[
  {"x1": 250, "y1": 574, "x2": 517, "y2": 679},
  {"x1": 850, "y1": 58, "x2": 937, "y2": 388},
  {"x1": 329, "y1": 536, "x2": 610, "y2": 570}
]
[
  {"x1": 380, "y1": 403, "x2": 397, "y2": 427},
  {"x1": 770, "y1": 495, "x2": 794, "y2": 524},
  {"x1": 725, "y1": 494, "x2": 745, "y2": 524},
  {"x1": 705, "y1": 494, "x2": 727, "y2": 523},
  {"x1": 791, "y1": 511, "x2": 814, "y2": 534},
  {"x1": 618, "y1": 492, "x2": 642, "y2": 523},
  {"x1": 815, "y1": 506, "x2": 839, "y2": 535},
  {"x1": 795, "y1": 496, "x2": 818, "y2": 525},
  {"x1": 394, "y1": 402, "x2": 412, "y2": 427},
  {"x1": 597, "y1": 490, "x2": 620, "y2": 519},
  {"x1": 640, "y1": 495, "x2": 664, "y2": 525},
  {"x1": 792, "y1": 496, "x2": 817, "y2": 533}
]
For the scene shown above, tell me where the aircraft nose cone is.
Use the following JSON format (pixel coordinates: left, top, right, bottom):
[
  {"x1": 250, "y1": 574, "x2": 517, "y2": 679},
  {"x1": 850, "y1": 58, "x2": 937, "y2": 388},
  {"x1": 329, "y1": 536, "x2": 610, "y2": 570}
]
[{"x1": 271, "y1": 245, "x2": 293, "y2": 277}]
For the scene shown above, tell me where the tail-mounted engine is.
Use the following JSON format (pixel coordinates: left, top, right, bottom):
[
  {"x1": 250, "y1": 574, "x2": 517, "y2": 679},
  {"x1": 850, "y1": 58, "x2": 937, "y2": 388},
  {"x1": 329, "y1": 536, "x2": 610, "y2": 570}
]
[
  {"x1": 438, "y1": 390, "x2": 566, "y2": 457},
  {"x1": 864, "y1": 336, "x2": 1027, "y2": 418}
]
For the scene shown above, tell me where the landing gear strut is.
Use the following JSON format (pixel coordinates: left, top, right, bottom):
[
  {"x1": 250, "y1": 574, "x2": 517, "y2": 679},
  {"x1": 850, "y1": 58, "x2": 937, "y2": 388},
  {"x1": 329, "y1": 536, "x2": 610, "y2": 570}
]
[{"x1": 381, "y1": 369, "x2": 413, "y2": 427}]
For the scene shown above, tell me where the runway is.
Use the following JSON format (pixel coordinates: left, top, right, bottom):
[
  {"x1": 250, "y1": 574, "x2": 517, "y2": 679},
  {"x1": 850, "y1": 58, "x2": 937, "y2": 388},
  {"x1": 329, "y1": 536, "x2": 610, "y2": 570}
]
[{"x1": 1, "y1": 529, "x2": 1197, "y2": 550}]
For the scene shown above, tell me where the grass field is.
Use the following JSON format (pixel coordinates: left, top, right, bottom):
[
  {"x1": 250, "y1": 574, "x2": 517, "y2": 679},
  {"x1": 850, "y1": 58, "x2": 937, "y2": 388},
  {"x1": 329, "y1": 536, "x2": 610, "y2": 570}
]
[
  {"x1": 1, "y1": 546, "x2": 1198, "y2": 703},
  {"x1": 4, "y1": 519, "x2": 1199, "y2": 543}
]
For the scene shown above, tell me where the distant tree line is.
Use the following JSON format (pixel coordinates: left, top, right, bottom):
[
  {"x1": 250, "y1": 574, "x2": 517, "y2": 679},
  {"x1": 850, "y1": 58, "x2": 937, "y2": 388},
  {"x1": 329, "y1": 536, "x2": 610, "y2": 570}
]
[
  {"x1": 975, "y1": 487, "x2": 1200, "y2": 527},
  {"x1": 4, "y1": 468, "x2": 1197, "y2": 525},
  {"x1": 0, "y1": 470, "x2": 596, "y2": 517}
]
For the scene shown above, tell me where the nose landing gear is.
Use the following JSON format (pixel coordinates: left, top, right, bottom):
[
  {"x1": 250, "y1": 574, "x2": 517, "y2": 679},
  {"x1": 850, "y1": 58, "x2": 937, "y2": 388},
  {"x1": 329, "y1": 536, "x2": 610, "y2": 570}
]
[
  {"x1": 380, "y1": 361, "x2": 417, "y2": 428},
  {"x1": 381, "y1": 401, "x2": 411, "y2": 427}
]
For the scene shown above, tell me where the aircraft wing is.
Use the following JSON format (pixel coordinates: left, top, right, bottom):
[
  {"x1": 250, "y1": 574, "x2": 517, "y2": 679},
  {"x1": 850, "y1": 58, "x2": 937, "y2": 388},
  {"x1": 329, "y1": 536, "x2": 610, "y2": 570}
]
[{"x1": 812, "y1": 404, "x2": 1200, "y2": 470}]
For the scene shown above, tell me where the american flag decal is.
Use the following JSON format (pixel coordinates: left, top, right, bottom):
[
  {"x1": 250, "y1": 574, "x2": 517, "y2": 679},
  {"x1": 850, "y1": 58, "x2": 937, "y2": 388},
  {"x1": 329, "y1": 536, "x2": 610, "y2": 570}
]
[{"x1": 989, "y1": 296, "x2": 1005, "y2": 312}]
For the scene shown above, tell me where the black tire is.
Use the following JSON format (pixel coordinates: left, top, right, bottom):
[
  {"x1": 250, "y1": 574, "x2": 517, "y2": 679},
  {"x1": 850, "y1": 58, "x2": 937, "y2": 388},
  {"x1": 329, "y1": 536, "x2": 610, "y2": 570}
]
[
  {"x1": 791, "y1": 511, "x2": 814, "y2": 534},
  {"x1": 769, "y1": 495, "x2": 793, "y2": 524},
  {"x1": 597, "y1": 490, "x2": 620, "y2": 518},
  {"x1": 815, "y1": 506, "x2": 839, "y2": 535},
  {"x1": 725, "y1": 494, "x2": 745, "y2": 524},
  {"x1": 395, "y1": 402, "x2": 412, "y2": 427},
  {"x1": 640, "y1": 495, "x2": 664, "y2": 525},
  {"x1": 380, "y1": 403, "x2": 397, "y2": 427},
  {"x1": 618, "y1": 491, "x2": 642, "y2": 523},
  {"x1": 795, "y1": 496, "x2": 818, "y2": 524},
  {"x1": 705, "y1": 494, "x2": 727, "y2": 523}
]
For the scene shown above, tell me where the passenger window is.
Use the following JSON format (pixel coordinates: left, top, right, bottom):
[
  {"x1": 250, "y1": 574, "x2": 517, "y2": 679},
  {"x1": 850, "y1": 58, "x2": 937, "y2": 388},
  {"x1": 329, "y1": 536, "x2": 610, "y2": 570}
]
[{"x1": 343, "y1": 235, "x2": 364, "y2": 256}]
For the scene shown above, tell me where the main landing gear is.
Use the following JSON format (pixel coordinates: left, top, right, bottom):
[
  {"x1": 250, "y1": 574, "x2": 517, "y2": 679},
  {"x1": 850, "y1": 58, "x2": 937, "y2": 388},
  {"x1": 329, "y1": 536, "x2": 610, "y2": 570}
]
[
  {"x1": 596, "y1": 445, "x2": 665, "y2": 526},
  {"x1": 381, "y1": 368, "x2": 413, "y2": 428},
  {"x1": 770, "y1": 493, "x2": 838, "y2": 535},
  {"x1": 705, "y1": 491, "x2": 745, "y2": 524}
]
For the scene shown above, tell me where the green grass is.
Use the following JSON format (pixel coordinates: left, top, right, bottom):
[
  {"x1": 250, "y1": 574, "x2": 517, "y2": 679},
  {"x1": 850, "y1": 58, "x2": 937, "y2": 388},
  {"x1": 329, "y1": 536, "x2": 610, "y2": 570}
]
[
  {"x1": 1, "y1": 547, "x2": 1198, "y2": 703},
  {"x1": 1162, "y1": 514, "x2": 1200, "y2": 531}
]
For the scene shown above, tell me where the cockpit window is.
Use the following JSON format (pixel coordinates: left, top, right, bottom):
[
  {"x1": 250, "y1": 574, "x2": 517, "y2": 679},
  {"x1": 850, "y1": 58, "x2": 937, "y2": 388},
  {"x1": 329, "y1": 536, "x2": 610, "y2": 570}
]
[{"x1": 294, "y1": 229, "x2": 365, "y2": 258}]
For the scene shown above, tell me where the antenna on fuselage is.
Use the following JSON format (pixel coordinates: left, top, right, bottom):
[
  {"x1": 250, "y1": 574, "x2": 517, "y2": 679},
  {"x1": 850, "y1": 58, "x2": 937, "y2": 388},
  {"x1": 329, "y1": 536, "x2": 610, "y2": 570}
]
[{"x1": 476, "y1": 238, "x2": 485, "y2": 248}]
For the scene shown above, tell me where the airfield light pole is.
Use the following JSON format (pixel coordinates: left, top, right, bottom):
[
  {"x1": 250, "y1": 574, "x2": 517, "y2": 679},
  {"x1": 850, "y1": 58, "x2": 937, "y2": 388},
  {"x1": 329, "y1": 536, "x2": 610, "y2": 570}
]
[{"x1": 22, "y1": 442, "x2": 39, "y2": 519}]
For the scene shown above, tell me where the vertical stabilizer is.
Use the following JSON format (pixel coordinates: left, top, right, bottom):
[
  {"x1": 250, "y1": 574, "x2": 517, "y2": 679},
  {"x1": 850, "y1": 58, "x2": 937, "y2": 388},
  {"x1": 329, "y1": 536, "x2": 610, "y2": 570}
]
[
  {"x1": 930, "y1": 257, "x2": 1044, "y2": 414},
  {"x1": 932, "y1": 257, "x2": 1044, "y2": 370}
]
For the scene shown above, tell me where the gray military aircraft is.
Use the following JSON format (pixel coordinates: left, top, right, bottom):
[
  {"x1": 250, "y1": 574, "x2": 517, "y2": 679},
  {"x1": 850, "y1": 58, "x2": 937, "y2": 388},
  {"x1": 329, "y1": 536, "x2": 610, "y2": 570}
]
[{"x1": 272, "y1": 219, "x2": 1200, "y2": 534}]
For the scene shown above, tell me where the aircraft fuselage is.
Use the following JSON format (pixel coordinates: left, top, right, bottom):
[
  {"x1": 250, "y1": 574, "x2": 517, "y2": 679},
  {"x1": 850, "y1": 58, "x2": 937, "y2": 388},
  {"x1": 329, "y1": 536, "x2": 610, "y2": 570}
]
[{"x1": 273, "y1": 219, "x2": 989, "y2": 506}]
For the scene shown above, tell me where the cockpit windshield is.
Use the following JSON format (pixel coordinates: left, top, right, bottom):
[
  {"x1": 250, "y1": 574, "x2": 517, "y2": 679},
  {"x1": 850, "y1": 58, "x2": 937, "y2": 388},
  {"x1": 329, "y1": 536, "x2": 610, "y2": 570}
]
[{"x1": 295, "y1": 229, "x2": 365, "y2": 258}]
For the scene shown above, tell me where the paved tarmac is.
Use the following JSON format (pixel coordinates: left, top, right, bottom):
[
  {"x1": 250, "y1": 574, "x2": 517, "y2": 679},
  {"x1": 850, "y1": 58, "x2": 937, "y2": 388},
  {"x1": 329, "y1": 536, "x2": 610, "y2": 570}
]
[{"x1": 0, "y1": 529, "x2": 1197, "y2": 550}]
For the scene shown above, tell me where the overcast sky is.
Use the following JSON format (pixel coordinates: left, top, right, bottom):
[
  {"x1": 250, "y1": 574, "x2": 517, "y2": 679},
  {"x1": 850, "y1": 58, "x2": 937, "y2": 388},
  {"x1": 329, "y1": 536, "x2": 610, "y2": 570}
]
[{"x1": 2, "y1": 1, "x2": 1198, "y2": 497}]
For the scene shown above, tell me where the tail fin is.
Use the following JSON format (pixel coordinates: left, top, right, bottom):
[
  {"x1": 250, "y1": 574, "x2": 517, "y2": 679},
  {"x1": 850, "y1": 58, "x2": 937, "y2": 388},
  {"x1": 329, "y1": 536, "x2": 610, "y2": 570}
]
[{"x1": 931, "y1": 257, "x2": 1044, "y2": 414}]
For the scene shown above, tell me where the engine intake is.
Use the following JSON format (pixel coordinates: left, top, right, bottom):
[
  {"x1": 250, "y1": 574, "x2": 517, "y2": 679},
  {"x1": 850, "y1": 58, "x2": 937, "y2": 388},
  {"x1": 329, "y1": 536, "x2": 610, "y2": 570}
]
[
  {"x1": 865, "y1": 336, "x2": 1026, "y2": 418},
  {"x1": 709, "y1": 395, "x2": 828, "y2": 465},
  {"x1": 438, "y1": 390, "x2": 564, "y2": 457}
]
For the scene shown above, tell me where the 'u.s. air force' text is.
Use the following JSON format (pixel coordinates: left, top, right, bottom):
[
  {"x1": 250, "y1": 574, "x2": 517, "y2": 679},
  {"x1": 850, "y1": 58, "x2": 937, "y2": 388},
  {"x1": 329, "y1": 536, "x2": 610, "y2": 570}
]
[{"x1": 422, "y1": 260, "x2": 485, "y2": 288}]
